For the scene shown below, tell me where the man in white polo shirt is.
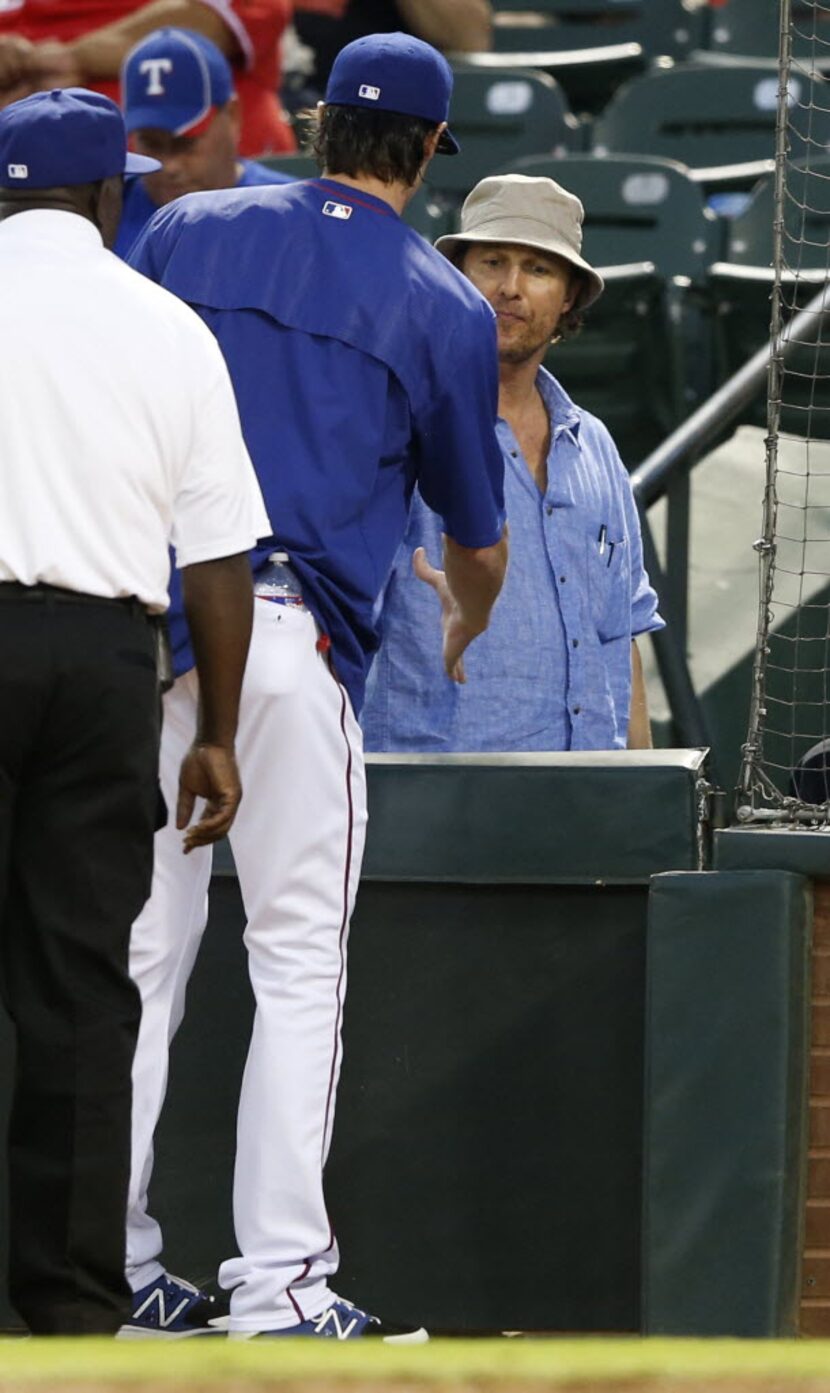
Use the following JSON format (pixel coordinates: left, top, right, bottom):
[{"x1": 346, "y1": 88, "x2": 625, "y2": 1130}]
[{"x1": 0, "y1": 86, "x2": 270, "y2": 1336}]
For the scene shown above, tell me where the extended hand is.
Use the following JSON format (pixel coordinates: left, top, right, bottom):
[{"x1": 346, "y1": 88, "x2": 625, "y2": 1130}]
[
  {"x1": 413, "y1": 546, "x2": 474, "y2": 684},
  {"x1": 176, "y1": 742, "x2": 243, "y2": 852}
]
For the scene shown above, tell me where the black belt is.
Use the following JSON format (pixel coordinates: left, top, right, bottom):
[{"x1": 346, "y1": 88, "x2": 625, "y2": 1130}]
[{"x1": 0, "y1": 581, "x2": 149, "y2": 618}]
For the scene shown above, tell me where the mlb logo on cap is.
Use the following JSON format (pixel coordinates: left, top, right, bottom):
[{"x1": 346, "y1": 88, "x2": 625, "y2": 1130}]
[
  {"x1": 122, "y1": 27, "x2": 233, "y2": 137},
  {"x1": 325, "y1": 32, "x2": 460, "y2": 155},
  {"x1": 0, "y1": 88, "x2": 160, "y2": 188}
]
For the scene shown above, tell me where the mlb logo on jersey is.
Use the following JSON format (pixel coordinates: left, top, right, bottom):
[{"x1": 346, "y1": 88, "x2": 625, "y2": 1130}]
[
  {"x1": 6, "y1": 163, "x2": 27, "y2": 178},
  {"x1": 358, "y1": 84, "x2": 381, "y2": 101},
  {"x1": 322, "y1": 201, "x2": 353, "y2": 221}
]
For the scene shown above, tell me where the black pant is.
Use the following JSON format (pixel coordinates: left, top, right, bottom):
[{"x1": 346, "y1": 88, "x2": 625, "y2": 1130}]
[{"x1": 0, "y1": 590, "x2": 160, "y2": 1333}]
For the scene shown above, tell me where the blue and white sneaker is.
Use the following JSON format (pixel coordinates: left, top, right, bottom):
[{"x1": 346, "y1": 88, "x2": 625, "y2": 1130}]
[
  {"x1": 118, "y1": 1272, "x2": 230, "y2": 1339},
  {"x1": 257, "y1": 1296, "x2": 428, "y2": 1344}
]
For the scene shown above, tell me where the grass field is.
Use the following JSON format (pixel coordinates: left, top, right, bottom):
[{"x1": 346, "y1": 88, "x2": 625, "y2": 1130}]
[{"x1": 1, "y1": 1338, "x2": 830, "y2": 1392}]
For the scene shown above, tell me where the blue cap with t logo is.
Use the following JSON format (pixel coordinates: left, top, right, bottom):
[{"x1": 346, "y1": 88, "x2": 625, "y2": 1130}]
[
  {"x1": 0, "y1": 87, "x2": 160, "y2": 188},
  {"x1": 324, "y1": 31, "x2": 459, "y2": 155},
  {"x1": 123, "y1": 28, "x2": 234, "y2": 137}
]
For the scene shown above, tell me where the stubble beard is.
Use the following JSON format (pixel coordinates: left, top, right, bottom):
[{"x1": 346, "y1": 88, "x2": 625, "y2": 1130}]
[{"x1": 498, "y1": 326, "x2": 556, "y2": 366}]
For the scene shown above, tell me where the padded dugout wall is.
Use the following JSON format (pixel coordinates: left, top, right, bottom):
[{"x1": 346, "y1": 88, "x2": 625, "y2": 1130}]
[
  {"x1": 715, "y1": 829, "x2": 830, "y2": 1336},
  {"x1": 642, "y1": 868, "x2": 812, "y2": 1337},
  {"x1": 160, "y1": 753, "x2": 706, "y2": 1334},
  {"x1": 0, "y1": 751, "x2": 709, "y2": 1332}
]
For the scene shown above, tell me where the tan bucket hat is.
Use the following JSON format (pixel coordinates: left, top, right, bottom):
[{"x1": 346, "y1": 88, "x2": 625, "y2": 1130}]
[{"x1": 435, "y1": 172, "x2": 605, "y2": 310}]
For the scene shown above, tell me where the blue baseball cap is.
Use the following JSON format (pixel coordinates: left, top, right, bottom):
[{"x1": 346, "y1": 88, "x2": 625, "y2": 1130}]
[
  {"x1": 325, "y1": 32, "x2": 459, "y2": 155},
  {"x1": 0, "y1": 88, "x2": 160, "y2": 189},
  {"x1": 123, "y1": 28, "x2": 234, "y2": 137}
]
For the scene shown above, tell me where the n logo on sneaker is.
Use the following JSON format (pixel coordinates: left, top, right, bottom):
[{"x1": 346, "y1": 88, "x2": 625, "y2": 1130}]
[
  {"x1": 312, "y1": 1306, "x2": 361, "y2": 1339},
  {"x1": 132, "y1": 1288, "x2": 192, "y2": 1329}
]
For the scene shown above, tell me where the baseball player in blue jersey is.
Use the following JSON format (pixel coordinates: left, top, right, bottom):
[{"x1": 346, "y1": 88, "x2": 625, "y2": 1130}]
[
  {"x1": 114, "y1": 27, "x2": 292, "y2": 259},
  {"x1": 122, "y1": 32, "x2": 508, "y2": 1341}
]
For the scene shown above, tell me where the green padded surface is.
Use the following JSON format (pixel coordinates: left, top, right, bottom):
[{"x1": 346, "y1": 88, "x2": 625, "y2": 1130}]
[
  {"x1": 362, "y1": 750, "x2": 709, "y2": 884},
  {"x1": 643, "y1": 869, "x2": 811, "y2": 1336},
  {"x1": 327, "y1": 880, "x2": 648, "y2": 1331},
  {"x1": 716, "y1": 827, "x2": 830, "y2": 878}
]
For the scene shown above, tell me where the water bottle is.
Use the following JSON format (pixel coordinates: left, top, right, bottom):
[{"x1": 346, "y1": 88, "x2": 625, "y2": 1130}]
[{"x1": 253, "y1": 551, "x2": 305, "y2": 609}]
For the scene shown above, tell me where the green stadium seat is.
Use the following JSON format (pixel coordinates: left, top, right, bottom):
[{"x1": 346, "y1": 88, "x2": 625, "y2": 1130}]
[
  {"x1": 706, "y1": 0, "x2": 830, "y2": 62},
  {"x1": 593, "y1": 62, "x2": 830, "y2": 197},
  {"x1": 484, "y1": 0, "x2": 704, "y2": 113},
  {"x1": 708, "y1": 262, "x2": 830, "y2": 438},
  {"x1": 711, "y1": 155, "x2": 830, "y2": 437},
  {"x1": 422, "y1": 66, "x2": 579, "y2": 205},
  {"x1": 402, "y1": 185, "x2": 456, "y2": 242},
  {"x1": 465, "y1": 42, "x2": 642, "y2": 119},
  {"x1": 726, "y1": 156, "x2": 830, "y2": 271},
  {"x1": 492, "y1": 0, "x2": 704, "y2": 61},
  {"x1": 544, "y1": 261, "x2": 687, "y2": 465},
  {"x1": 506, "y1": 152, "x2": 718, "y2": 282}
]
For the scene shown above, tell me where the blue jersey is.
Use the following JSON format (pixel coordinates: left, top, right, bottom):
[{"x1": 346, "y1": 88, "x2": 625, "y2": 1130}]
[
  {"x1": 128, "y1": 177, "x2": 505, "y2": 712},
  {"x1": 114, "y1": 158, "x2": 293, "y2": 260}
]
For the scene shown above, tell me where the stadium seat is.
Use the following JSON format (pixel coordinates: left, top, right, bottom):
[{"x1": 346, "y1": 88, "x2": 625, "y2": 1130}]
[
  {"x1": 706, "y1": 0, "x2": 830, "y2": 62},
  {"x1": 423, "y1": 66, "x2": 579, "y2": 205},
  {"x1": 544, "y1": 261, "x2": 687, "y2": 465},
  {"x1": 593, "y1": 62, "x2": 830, "y2": 198},
  {"x1": 725, "y1": 156, "x2": 830, "y2": 271},
  {"x1": 484, "y1": 0, "x2": 705, "y2": 113},
  {"x1": 462, "y1": 44, "x2": 642, "y2": 120},
  {"x1": 708, "y1": 263, "x2": 830, "y2": 438},
  {"x1": 491, "y1": 0, "x2": 703, "y2": 61},
  {"x1": 402, "y1": 185, "x2": 456, "y2": 242},
  {"x1": 707, "y1": 147, "x2": 830, "y2": 439},
  {"x1": 507, "y1": 152, "x2": 718, "y2": 282},
  {"x1": 710, "y1": 154, "x2": 830, "y2": 436}
]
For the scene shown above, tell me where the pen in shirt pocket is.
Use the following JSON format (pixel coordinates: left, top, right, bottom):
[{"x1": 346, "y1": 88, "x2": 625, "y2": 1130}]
[{"x1": 598, "y1": 524, "x2": 607, "y2": 556}]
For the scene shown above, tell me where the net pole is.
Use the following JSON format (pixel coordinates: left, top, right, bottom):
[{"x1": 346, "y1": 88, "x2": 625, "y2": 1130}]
[{"x1": 736, "y1": 0, "x2": 793, "y2": 816}]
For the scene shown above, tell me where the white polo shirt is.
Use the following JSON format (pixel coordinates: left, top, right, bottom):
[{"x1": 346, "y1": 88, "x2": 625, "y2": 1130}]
[{"x1": 0, "y1": 209, "x2": 270, "y2": 611}]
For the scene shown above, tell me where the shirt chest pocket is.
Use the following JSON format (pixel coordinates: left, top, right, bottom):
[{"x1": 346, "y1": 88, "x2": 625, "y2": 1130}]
[{"x1": 584, "y1": 533, "x2": 630, "y2": 643}]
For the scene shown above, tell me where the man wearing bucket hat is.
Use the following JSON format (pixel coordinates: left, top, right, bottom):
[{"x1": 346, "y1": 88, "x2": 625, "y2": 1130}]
[
  {"x1": 363, "y1": 172, "x2": 665, "y2": 754},
  {"x1": 120, "y1": 33, "x2": 507, "y2": 1340},
  {"x1": 0, "y1": 87, "x2": 269, "y2": 1334},
  {"x1": 115, "y1": 28, "x2": 294, "y2": 258}
]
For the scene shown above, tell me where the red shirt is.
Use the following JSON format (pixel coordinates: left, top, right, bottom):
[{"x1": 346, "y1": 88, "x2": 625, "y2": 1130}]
[{"x1": 0, "y1": 0, "x2": 296, "y2": 153}]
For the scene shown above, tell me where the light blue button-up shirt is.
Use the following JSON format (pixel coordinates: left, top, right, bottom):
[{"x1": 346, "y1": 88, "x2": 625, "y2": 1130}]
[{"x1": 361, "y1": 367, "x2": 664, "y2": 753}]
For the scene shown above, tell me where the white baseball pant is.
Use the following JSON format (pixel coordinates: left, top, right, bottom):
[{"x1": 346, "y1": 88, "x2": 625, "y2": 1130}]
[{"x1": 126, "y1": 595, "x2": 368, "y2": 1332}]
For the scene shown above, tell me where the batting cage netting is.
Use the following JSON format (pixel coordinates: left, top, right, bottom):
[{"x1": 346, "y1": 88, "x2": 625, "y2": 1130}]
[{"x1": 737, "y1": 0, "x2": 830, "y2": 822}]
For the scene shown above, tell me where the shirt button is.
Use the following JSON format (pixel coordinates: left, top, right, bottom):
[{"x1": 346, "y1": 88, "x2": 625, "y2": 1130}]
[
  {"x1": 510, "y1": 450, "x2": 518, "y2": 458},
  {"x1": 559, "y1": 575, "x2": 566, "y2": 583},
  {"x1": 572, "y1": 638, "x2": 579, "y2": 648},
  {"x1": 545, "y1": 503, "x2": 554, "y2": 515},
  {"x1": 573, "y1": 706, "x2": 581, "y2": 715}
]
